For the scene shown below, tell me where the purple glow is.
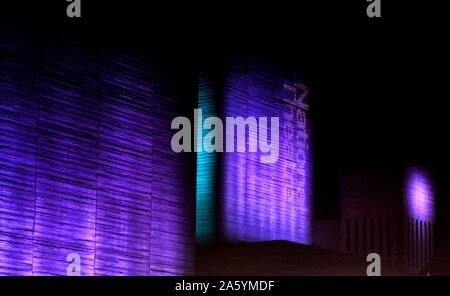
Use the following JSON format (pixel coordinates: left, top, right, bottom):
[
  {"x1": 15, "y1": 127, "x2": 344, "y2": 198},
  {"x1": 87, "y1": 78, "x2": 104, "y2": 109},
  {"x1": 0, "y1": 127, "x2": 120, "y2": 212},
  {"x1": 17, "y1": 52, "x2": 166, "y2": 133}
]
[
  {"x1": 405, "y1": 167, "x2": 435, "y2": 222},
  {"x1": 221, "y1": 57, "x2": 313, "y2": 244},
  {"x1": 0, "y1": 29, "x2": 194, "y2": 275}
]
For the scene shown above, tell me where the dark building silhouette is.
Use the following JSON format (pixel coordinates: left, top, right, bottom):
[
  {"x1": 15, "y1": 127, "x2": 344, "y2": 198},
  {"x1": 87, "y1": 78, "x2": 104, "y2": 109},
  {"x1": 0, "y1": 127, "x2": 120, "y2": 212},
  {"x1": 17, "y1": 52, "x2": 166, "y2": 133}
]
[{"x1": 338, "y1": 165, "x2": 435, "y2": 274}]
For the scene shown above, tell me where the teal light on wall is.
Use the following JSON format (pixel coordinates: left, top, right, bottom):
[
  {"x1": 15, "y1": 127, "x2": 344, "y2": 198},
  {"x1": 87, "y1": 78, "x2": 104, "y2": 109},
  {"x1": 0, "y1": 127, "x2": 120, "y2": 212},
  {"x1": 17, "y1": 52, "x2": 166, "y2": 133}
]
[{"x1": 196, "y1": 72, "x2": 217, "y2": 244}]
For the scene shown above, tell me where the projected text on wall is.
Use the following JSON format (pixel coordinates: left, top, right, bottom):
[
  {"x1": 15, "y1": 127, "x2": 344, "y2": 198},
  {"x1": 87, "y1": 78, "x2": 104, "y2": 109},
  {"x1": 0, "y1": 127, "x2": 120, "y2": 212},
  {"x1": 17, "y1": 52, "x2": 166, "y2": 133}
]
[{"x1": 221, "y1": 57, "x2": 313, "y2": 244}]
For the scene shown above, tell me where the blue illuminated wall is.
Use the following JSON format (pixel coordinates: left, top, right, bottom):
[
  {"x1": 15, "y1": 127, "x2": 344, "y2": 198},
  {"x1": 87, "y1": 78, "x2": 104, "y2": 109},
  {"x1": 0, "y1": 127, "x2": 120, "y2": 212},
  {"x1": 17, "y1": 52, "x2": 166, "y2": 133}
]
[
  {"x1": 220, "y1": 56, "x2": 313, "y2": 244},
  {"x1": 196, "y1": 72, "x2": 218, "y2": 244},
  {"x1": 0, "y1": 27, "x2": 195, "y2": 275}
]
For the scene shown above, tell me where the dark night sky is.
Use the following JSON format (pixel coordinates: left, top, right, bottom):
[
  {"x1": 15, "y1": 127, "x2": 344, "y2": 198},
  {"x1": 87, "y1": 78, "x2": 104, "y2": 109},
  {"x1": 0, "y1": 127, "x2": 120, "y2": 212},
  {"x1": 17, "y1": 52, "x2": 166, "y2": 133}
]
[{"x1": 2, "y1": 0, "x2": 449, "y2": 221}]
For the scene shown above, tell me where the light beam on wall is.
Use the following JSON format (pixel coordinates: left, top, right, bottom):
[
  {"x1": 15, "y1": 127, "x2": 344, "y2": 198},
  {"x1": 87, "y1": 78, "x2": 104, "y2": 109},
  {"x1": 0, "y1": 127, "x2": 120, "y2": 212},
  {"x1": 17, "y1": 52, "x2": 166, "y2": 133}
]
[{"x1": 405, "y1": 167, "x2": 435, "y2": 222}]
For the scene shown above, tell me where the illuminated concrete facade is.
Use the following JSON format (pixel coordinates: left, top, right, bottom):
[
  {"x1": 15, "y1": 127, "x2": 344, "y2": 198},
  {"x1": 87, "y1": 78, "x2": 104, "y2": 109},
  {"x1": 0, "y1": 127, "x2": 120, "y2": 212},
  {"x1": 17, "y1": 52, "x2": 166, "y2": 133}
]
[
  {"x1": 0, "y1": 28, "x2": 196, "y2": 275},
  {"x1": 194, "y1": 56, "x2": 313, "y2": 245}
]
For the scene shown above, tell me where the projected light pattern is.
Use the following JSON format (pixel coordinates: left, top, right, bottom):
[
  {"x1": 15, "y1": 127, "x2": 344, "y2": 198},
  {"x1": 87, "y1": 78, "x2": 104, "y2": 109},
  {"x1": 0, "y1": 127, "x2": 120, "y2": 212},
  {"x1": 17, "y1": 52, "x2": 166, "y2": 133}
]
[
  {"x1": 221, "y1": 57, "x2": 313, "y2": 244},
  {"x1": 406, "y1": 168, "x2": 435, "y2": 221},
  {"x1": 0, "y1": 28, "x2": 194, "y2": 275},
  {"x1": 404, "y1": 167, "x2": 435, "y2": 270}
]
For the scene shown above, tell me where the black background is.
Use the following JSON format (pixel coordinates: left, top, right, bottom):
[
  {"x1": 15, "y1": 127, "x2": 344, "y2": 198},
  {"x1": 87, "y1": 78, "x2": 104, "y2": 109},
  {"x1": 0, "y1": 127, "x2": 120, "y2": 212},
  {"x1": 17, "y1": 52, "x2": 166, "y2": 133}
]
[
  {"x1": 2, "y1": 0, "x2": 449, "y2": 223},
  {"x1": 1, "y1": 276, "x2": 449, "y2": 294},
  {"x1": 1, "y1": 0, "x2": 450, "y2": 284},
  {"x1": 4, "y1": 0, "x2": 445, "y2": 219}
]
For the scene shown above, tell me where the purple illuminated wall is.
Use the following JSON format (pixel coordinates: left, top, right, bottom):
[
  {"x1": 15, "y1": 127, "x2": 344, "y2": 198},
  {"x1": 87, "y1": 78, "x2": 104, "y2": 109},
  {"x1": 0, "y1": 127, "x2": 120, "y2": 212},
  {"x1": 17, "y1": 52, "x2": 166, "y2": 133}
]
[
  {"x1": 0, "y1": 27, "x2": 194, "y2": 275},
  {"x1": 220, "y1": 56, "x2": 313, "y2": 244}
]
